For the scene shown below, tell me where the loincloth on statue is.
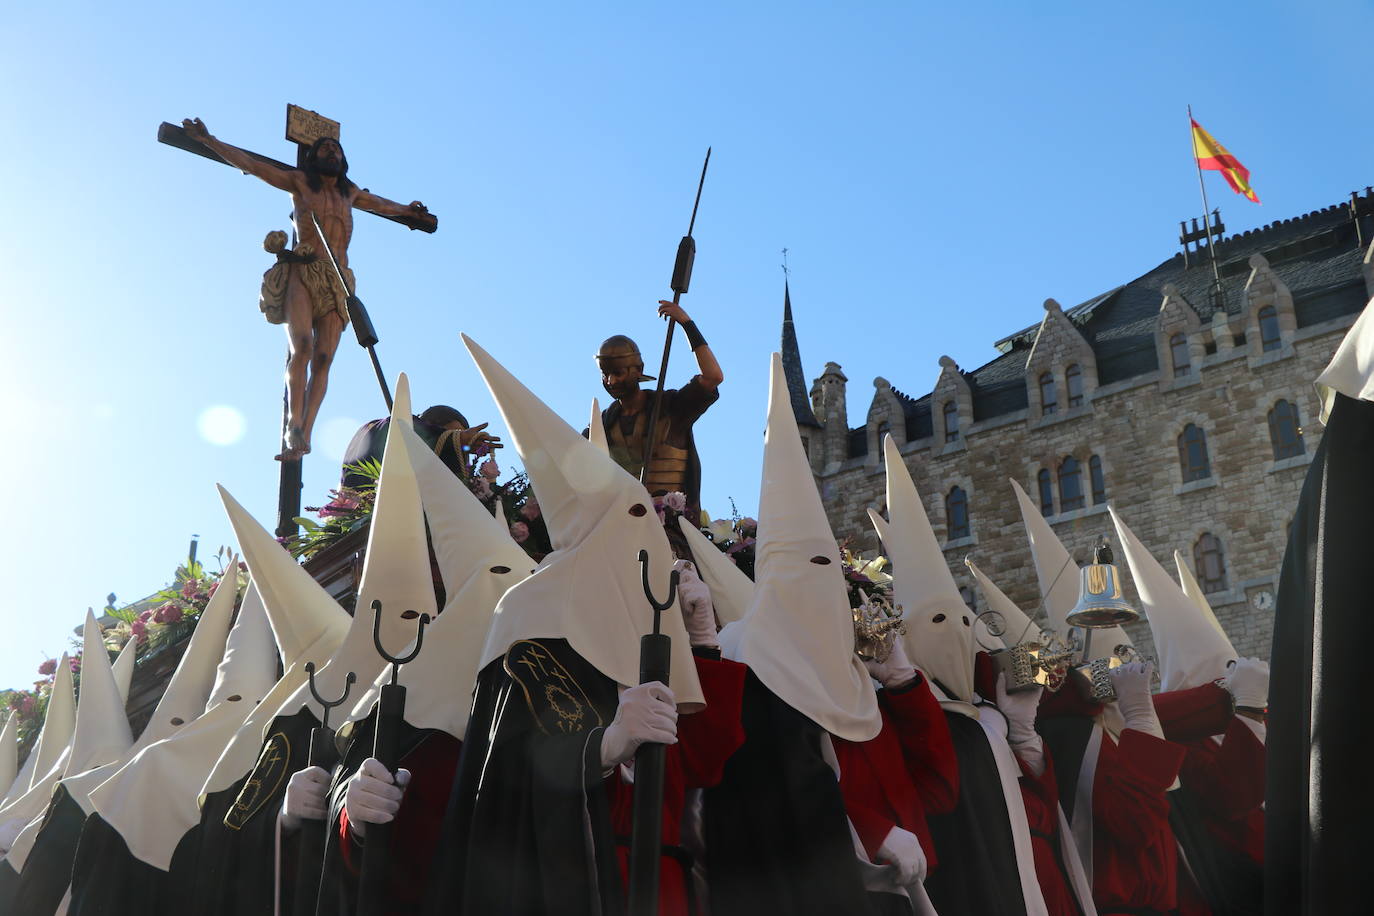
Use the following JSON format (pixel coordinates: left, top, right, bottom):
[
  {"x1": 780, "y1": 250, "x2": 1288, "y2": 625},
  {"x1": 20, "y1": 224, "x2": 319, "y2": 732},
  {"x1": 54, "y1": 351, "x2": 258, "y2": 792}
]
[{"x1": 258, "y1": 243, "x2": 353, "y2": 325}]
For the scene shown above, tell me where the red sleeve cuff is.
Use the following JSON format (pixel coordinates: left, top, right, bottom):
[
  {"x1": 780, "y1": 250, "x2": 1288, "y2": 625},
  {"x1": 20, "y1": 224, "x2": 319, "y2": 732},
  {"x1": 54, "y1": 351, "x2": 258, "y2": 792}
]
[
  {"x1": 1155, "y1": 684, "x2": 1233, "y2": 742},
  {"x1": 1115, "y1": 728, "x2": 1187, "y2": 790}
]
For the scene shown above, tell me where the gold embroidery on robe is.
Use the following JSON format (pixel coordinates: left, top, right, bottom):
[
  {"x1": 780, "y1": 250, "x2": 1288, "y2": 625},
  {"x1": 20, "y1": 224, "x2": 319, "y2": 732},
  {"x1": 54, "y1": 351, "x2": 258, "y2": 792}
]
[
  {"x1": 224, "y1": 732, "x2": 292, "y2": 830},
  {"x1": 505, "y1": 640, "x2": 605, "y2": 736}
]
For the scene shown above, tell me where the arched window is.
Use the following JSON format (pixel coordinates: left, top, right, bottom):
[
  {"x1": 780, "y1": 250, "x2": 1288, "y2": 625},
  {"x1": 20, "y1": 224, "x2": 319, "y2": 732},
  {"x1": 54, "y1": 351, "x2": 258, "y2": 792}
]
[
  {"x1": 1171, "y1": 333, "x2": 1191, "y2": 378},
  {"x1": 1259, "y1": 306, "x2": 1281, "y2": 352},
  {"x1": 1178, "y1": 424, "x2": 1211, "y2": 482},
  {"x1": 1039, "y1": 372, "x2": 1058, "y2": 416},
  {"x1": 1089, "y1": 455, "x2": 1107, "y2": 505},
  {"x1": 1058, "y1": 456, "x2": 1084, "y2": 512},
  {"x1": 943, "y1": 400, "x2": 960, "y2": 442},
  {"x1": 946, "y1": 487, "x2": 970, "y2": 541},
  {"x1": 1066, "y1": 364, "x2": 1084, "y2": 408},
  {"x1": 959, "y1": 585, "x2": 977, "y2": 612},
  {"x1": 1037, "y1": 469, "x2": 1054, "y2": 517},
  {"x1": 1193, "y1": 533, "x2": 1228, "y2": 594},
  {"x1": 1268, "y1": 399, "x2": 1304, "y2": 460}
]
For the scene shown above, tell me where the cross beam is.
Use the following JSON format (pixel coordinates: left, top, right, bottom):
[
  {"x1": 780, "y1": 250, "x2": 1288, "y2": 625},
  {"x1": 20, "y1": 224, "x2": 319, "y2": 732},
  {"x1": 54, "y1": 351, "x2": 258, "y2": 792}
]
[{"x1": 156, "y1": 122, "x2": 438, "y2": 233}]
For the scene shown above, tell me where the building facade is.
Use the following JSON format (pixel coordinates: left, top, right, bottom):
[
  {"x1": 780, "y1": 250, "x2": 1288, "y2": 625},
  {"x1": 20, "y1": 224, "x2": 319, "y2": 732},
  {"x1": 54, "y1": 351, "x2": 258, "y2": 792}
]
[{"x1": 788, "y1": 193, "x2": 1374, "y2": 661}]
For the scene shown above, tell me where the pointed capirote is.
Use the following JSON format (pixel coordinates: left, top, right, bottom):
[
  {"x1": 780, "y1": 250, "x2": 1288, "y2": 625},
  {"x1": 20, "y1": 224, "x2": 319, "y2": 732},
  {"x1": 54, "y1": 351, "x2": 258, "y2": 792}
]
[
  {"x1": 966, "y1": 556, "x2": 1040, "y2": 651},
  {"x1": 112, "y1": 637, "x2": 136, "y2": 705},
  {"x1": 1315, "y1": 295, "x2": 1374, "y2": 420},
  {"x1": 461, "y1": 334, "x2": 705, "y2": 707},
  {"x1": 202, "y1": 486, "x2": 349, "y2": 798},
  {"x1": 1010, "y1": 478, "x2": 1132, "y2": 661},
  {"x1": 346, "y1": 416, "x2": 532, "y2": 738},
  {"x1": 718, "y1": 353, "x2": 878, "y2": 740},
  {"x1": 1173, "y1": 549, "x2": 1230, "y2": 639},
  {"x1": 64, "y1": 611, "x2": 134, "y2": 776},
  {"x1": 26, "y1": 654, "x2": 75, "y2": 791},
  {"x1": 0, "y1": 715, "x2": 17, "y2": 802},
  {"x1": 91, "y1": 580, "x2": 280, "y2": 870},
  {"x1": 1110, "y1": 507, "x2": 1236, "y2": 692},
  {"x1": 283, "y1": 371, "x2": 436, "y2": 726},
  {"x1": 867, "y1": 434, "x2": 977, "y2": 707},
  {"x1": 677, "y1": 515, "x2": 753, "y2": 626},
  {"x1": 587, "y1": 397, "x2": 609, "y2": 453}
]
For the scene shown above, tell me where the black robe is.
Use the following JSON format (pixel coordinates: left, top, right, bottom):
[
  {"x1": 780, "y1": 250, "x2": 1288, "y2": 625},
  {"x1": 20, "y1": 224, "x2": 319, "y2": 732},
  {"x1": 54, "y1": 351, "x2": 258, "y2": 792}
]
[
  {"x1": 1266, "y1": 390, "x2": 1374, "y2": 915},
  {"x1": 9, "y1": 784, "x2": 89, "y2": 915},
  {"x1": 922, "y1": 710, "x2": 1029, "y2": 916},
  {"x1": 424, "y1": 638, "x2": 622, "y2": 916},
  {"x1": 702, "y1": 670, "x2": 873, "y2": 916},
  {"x1": 66, "y1": 814, "x2": 202, "y2": 916},
  {"x1": 171, "y1": 707, "x2": 321, "y2": 916}
]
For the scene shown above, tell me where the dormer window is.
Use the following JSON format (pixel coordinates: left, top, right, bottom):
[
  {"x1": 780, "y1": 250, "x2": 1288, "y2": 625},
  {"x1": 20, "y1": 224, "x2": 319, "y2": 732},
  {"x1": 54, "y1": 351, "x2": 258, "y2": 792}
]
[
  {"x1": 943, "y1": 401, "x2": 960, "y2": 442},
  {"x1": 1039, "y1": 372, "x2": 1057, "y2": 416},
  {"x1": 1066, "y1": 364, "x2": 1084, "y2": 408},
  {"x1": 1259, "y1": 305, "x2": 1281, "y2": 352},
  {"x1": 1171, "y1": 333, "x2": 1191, "y2": 377}
]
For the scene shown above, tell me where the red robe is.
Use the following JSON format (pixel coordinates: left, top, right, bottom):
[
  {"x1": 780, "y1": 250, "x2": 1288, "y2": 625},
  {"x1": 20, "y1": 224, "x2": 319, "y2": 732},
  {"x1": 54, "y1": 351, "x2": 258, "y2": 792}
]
[
  {"x1": 833, "y1": 672, "x2": 958, "y2": 872},
  {"x1": 606, "y1": 653, "x2": 747, "y2": 916},
  {"x1": 337, "y1": 730, "x2": 464, "y2": 915},
  {"x1": 1016, "y1": 750, "x2": 1082, "y2": 916}
]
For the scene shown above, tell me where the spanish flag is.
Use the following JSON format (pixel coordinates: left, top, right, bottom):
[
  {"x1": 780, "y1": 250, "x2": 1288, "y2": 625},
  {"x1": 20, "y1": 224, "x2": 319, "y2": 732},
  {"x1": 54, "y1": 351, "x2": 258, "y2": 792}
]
[{"x1": 1191, "y1": 118, "x2": 1260, "y2": 203}]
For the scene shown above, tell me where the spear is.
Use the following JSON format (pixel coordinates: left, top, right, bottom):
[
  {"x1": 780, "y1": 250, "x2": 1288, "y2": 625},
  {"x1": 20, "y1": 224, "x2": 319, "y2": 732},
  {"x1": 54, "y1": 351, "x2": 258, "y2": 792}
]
[
  {"x1": 638, "y1": 149, "x2": 711, "y2": 481},
  {"x1": 309, "y1": 212, "x2": 392, "y2": 410}
]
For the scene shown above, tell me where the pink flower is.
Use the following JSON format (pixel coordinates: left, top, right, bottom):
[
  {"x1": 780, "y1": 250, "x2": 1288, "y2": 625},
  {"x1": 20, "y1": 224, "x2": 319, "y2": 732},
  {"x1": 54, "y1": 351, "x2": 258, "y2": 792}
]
[
  {"x1": 180, "y1": 580, "x2": 199, "y2": 600},
  {"x1": 138, "y1": 610, "x2": 154, "y2": 623},
  {"x1": 19, "y1": 695, "x2": 34, "y2": 715},
  {"x1": 69, "y1": 655, "x2": 82, "y2": 673},
  {"x1": 470, "y1": 477, "x2": 492, "y2": 501},
  {"x1": 206, "y1": 580, "x2": 220, "y2": 598},
  {"x1": 480, "y1": 458, "x2": 500, "y2": 480},
  {"x1": 154, "y1": 603, "x2": 184, "y2": 624},
  {"x1": 509, "y1": 521, "x2": 530, "y2": 544},
  {"x1": 130, "y1": 620, "x2": 148, "y2": 642},
  {"x1": 37, "y1": 658, "x2": 56, "y2": 677},
  {"x1": 520, "y1": 498, "x2": 541, "y2": 521},
  {"x1": 661, "y1": 492, "x2": 687, "y2": 513}
]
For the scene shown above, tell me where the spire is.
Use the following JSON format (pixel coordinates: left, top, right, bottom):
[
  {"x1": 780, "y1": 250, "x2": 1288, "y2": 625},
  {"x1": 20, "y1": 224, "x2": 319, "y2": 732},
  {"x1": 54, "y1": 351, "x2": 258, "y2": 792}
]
[{"x1": 781, "y1": 275, "x2": 821, "y2": 428}]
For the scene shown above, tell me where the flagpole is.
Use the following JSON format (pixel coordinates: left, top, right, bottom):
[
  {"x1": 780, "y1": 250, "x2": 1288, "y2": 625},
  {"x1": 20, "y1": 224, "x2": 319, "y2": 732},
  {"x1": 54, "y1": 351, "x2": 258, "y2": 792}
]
[{"x1": 1188, "y1": 104, "x2": 1223, "y2": 286}]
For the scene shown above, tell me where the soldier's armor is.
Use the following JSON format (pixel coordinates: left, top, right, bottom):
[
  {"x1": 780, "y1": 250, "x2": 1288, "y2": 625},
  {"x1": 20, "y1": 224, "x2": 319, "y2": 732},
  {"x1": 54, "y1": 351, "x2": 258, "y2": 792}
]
[{"x1": 606, "y1": 405, "x2": 689, "y2": 496}]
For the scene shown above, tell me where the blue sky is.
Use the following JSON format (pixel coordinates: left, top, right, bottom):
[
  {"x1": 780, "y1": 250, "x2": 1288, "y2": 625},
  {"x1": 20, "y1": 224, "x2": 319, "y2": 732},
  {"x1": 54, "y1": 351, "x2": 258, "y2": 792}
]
[{"x1": 2, "y1": 1, "x2": 1371, "y2": 687}]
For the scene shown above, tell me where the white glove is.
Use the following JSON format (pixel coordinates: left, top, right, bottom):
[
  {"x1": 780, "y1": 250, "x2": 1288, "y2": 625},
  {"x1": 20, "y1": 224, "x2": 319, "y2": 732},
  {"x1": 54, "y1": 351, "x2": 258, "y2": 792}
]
[
  {"x1": 1225, "y1": 657, "x2": 1270, "y2": 709},
  {"x1": 675, "y1": 560, "x2": 719, "y2": 649},
  {"x1": 0, "y1": 816, "x2": 26, "y2": 853},
  {"x1": 600, "y1": 681, "x2": 678, "y2": 768},
  {"x1": 1110, "y1": 661, "x2": 1164, "y2": 740},
  {"x1": 343, "y1": 757, "x2": 411, "y2": 838},
  {"x1": 279, "y1": 766, "x2": 330, "y2": 832},
  {"x1": 877, "y1": 825, "x2": 928, "y2": 886},
  {"x1": 864, "y1": 637, "x2": 917, "y2": 690},
  {"x1": 996, "y1": 672, "x2": 1045, "y2": 774}
]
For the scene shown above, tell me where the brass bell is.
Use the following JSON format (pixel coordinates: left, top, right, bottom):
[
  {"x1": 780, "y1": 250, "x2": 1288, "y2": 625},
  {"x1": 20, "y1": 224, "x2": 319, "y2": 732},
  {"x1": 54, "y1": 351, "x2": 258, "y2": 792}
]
[{"x1": 1065, "y1": 538, "x2": 1138, "y2": 628}]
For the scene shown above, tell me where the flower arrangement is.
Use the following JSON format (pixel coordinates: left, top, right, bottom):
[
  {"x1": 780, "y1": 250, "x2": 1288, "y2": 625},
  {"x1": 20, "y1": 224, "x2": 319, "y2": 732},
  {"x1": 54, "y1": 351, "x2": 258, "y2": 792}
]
[
  {"x1": 696, "y1": 500, "x2": 758, "y2": 580},
  {"x1": 839, "y1": 540, "x2": 895, "y2": 609}
]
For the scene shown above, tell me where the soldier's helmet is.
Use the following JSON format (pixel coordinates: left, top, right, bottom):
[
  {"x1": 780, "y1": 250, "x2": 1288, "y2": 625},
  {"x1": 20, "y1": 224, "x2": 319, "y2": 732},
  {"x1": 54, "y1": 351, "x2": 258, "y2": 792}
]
[{"x1": 595, "y1": 335, "x2": 656, "y2": 382}]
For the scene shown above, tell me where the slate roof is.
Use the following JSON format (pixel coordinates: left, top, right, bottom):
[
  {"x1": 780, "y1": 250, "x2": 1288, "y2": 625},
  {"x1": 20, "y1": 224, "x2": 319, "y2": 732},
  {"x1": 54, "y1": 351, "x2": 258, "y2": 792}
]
[
  {"x1": 781, "y1": 281, "x2": 822, "y2": 428},
  {"x1": 837, "y1": 196, "x2": 1370, "y2": 456}
]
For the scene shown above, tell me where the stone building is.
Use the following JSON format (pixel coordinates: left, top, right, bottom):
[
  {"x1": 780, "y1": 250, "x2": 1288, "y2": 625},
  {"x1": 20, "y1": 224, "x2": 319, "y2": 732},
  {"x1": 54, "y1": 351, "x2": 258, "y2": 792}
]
[{"x1": 787, "y1": 192, "x2": 1374, "y2": 662}]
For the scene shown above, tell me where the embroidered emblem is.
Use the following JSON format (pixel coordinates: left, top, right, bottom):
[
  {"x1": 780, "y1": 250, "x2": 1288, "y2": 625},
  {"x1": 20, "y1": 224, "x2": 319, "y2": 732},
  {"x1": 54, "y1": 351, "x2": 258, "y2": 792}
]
[
  {"x1": 224, "y1": 731, "x2": 292, "y2": 830},
  {"x1": 505, "y1": 640, "x2": 604, "y2": 736}
]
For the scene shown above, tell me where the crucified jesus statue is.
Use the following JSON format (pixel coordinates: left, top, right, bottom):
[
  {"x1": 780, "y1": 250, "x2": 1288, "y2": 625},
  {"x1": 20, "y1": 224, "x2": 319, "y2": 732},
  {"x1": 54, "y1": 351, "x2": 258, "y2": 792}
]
[{"x1": 182, "y1": 117, "x2": 430, "y2": 459}]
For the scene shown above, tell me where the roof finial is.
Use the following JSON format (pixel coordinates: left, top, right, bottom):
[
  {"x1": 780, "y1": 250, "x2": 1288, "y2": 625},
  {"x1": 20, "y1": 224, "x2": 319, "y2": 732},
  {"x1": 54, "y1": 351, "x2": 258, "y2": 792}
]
[{"x1": 781, "y1": 247, "x2": 790, "y2": 277}]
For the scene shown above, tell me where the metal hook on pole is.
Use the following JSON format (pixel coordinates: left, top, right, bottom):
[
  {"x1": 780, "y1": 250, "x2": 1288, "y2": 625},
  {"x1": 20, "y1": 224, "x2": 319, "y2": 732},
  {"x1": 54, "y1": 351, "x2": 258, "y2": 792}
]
[
  {"x1": 370, "y1": 599, "x2": 431, "y2": 685},
  {"x1": 304, "y1": 661, "x2": 357, "y2": 730}
]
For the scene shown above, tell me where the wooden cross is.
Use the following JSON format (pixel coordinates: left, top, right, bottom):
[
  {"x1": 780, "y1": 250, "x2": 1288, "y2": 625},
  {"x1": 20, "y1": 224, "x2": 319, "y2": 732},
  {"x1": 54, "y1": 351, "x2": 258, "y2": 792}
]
[{"x1": 157, "y1": 104, "x2": 437, "y2": 233}]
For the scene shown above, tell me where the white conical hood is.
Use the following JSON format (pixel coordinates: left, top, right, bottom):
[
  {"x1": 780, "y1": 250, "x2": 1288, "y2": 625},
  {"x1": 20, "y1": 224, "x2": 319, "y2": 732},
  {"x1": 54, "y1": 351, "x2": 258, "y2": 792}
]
[
  {"x1": 717, "y1": 354, "x2": 877, "y2": 740},
  {"x1": 463, "y1": 335, "x2": 704, "y2": 708},
  {"x1": 273, "y1": 374, "x2": 436, "y2": 727},
  {"x1": 676, "y1": 515, "x2": 752, "y2": 626},
  {"x1": 90, "y1": 581, "x2": 280, "y2": 870},
  {"x1": 59, "y1": 566, "x2": 245, "y2": 822},
  {"x1": 0, "y1": 715, "x2": 17, "y2": 802},
  {"x1": 112, "y1": 638, "x2": 136, "y2": 705},
  {"x1": 201, "y1": 486, "x2": 349, "y2": 797},
  {"x1": 344, "y1": 416, "x2": 532, "y2": 738},
  {"x1": 1, "y1": 742, "x2": 37, "y2": 810},
  {"x1": 1316, "y1": 295, "x2": 1374, "y2": 420},
  {"x1": 26, "y1": 654, "x2": 75, "y2": 791},
  {"x1": 966, "y1": 557, "x2": 1040, "y2": 651},
  {"x1": 64, "y1": 611, "x2": 133, "y2": 776},
  {"x1": 868, "y1": 434, "x2": 976, "y2": 707},
  {"x1": 1110, "y1": 508, "x2": 1236, "y2": 692},
  {"x1": 1173, "y1": 550, "x2": 1229, "y2": 640},
  {"x1": 1010, "y1": 479, "x2": 1131, "y2": 661},
  {"x1": 588, "y1": 397, "x2": 609, "y2": 453}
]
